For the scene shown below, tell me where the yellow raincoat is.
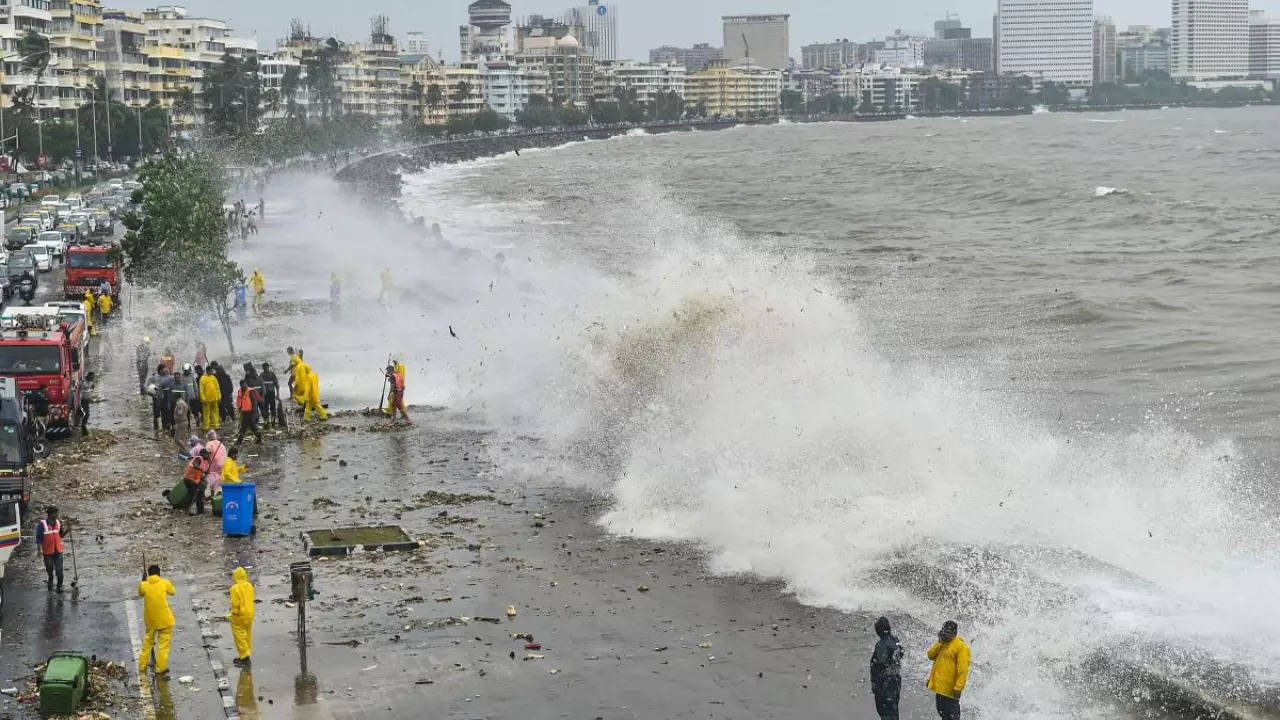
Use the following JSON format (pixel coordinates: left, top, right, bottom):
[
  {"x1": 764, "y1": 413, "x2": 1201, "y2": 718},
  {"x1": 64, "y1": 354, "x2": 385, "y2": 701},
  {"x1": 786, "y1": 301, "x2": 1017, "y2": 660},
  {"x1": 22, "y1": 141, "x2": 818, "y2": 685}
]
[
  {"x1": 97, "y1": 292, "x2": 112, "y2": 317},
  {"x1": 926, "y1": 636, "x2": 971, "y2": 699},
  {"x1": 198, "y1": 373, "x2": 221, "y2": 430},
  {"x1": 289, "y1": 354, "x2": 306, "y2": 406},
  {"x1": 250, "y1": 270, "x2": 265, "y2": 313},
  {"x1": 291, "y1": 357, "x2": 327, "y2": 421},
  {"x1": 229, "y1": 567, "x2": 254, "y2": 660},
  {"x1": 137, "y1": 574, "x2": 177, "y2": 673},
  {"x1": 82, "y1": 292, "x2": 96, "y2": 334}
]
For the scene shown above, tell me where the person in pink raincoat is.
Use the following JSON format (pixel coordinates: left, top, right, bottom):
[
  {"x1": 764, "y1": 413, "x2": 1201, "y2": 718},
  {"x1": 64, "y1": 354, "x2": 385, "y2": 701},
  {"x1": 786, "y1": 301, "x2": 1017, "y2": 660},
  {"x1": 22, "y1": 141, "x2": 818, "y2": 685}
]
[{"x1": 203, "y1": 430, "x2": 229, "y2": 499}]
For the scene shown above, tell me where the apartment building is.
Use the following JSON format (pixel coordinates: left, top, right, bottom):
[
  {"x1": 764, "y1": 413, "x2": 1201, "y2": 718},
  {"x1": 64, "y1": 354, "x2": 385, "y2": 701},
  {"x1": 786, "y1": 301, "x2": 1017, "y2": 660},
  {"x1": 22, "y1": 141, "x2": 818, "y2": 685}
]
[{"x1": 685, "y1": 58, "x2": 780, "y2": 117}]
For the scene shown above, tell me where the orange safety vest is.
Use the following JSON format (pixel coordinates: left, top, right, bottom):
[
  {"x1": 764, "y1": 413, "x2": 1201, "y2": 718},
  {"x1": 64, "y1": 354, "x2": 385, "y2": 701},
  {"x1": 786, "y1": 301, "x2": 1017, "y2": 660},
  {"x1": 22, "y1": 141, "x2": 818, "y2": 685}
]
[
  {"x1": 38, "y1": 519, "x2": 63, "y2": 555},
  {"x1": 184, "y1": 457, "x2": 208, "y2": 483},
  {"x1": 392, "y1": 370, "x2": 405, "y2": 393},
  {"x1": 236, "y1": 388, "x2": 254, "y2": 412}
]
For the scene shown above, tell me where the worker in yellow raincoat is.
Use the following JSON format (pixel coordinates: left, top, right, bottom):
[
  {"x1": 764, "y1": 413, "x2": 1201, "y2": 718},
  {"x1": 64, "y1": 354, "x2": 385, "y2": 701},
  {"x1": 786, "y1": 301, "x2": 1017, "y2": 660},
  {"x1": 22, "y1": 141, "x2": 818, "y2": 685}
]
[
  {"x1": 384, "y1": 359, "x2": 406, "y2": 415},
  {"x1": 97, "y1": 291, "x2": 113, "y2": 318},
  {"x1": 250, "y1": 270, "x2": 265, "y2": 315},
  {"x1": 229, "y1": 567, "x2": 255, "y2": 666},
  {"x1": 290, "y1": 355, "x2": 327, "y2": 421},
  {"x1": 138, "y1": 564, "x2": 177, "y2": 676},
  {"x1": 198, "y1": 368, "x2": 221, "y2": 431},
  {"x1": 82, "y1": 291, "x2": 96, "y2": 336}
]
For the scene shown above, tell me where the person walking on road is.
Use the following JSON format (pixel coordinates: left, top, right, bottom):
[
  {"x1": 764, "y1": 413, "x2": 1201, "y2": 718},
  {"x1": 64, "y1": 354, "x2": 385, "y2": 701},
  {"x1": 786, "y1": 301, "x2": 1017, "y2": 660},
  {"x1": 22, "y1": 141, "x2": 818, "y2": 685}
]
[
  {"x1": 97, "y1": 290, "x2": 112, "y2": 319},
  {"x1": 250, "y1": 270, "x2": 265, "y2": 315},
  {"x1": 384, "y1": 362, "x2": 411, "y2": 423},
  {"x1": 198, "y1": 367, "x2": 221, "y2": 431},
  {"x1": 870, "y1": 616, "x2": 904, "y2": 720},
  {"x1": 76, "y1": 372, "x2": 95, "y2": 434},
  {"x1": 138, "y1": 565, "x2": 177, "y2": 677},
  {"x1": 229, "y1": 567, "x2": 255, "y2": 667},
  {"x1": 926, "y1": 620, "x2": 970, "y2": 720},
  {"x1": 135, "y1": 337, "x2": 152, "y2": 395},
  {"x1": 234, "y1": 379, "x2": 263, "y2": 444},
  {"x1": 171, "y1": 395, "x2": 193, "y2": 456},
  {"x1": 259, "y1": 362, "x2": 280, "y2": 428},
  {"x1": 35, "y1": 507, "x2": 69, "y2": 592},
  {"x1": 291, "y1": 355, "x2": 327, "y2": 421}
]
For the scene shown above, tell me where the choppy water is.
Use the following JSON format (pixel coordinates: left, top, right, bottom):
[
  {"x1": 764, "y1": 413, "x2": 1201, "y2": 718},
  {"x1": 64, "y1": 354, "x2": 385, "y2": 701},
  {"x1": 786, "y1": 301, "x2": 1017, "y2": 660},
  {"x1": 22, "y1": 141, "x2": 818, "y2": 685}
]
[{"x1": 266, "y1": 108, "x2": 1280, "y2": 718}]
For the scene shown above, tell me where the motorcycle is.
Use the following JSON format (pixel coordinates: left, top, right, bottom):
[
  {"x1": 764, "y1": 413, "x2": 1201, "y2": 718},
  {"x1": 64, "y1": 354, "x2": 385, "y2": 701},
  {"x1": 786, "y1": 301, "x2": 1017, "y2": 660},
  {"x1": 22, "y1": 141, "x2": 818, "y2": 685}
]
[{"x1": 17, "y1": 273, "x2": 34, "y2": 306}]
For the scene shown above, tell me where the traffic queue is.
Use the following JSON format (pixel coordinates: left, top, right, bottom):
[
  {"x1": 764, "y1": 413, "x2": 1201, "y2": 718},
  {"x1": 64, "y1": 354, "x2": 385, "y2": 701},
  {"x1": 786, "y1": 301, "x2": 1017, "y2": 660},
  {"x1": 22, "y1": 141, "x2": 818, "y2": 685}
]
[{"x1": 0, "y1": 178, "x2": 128, "y2": 607}]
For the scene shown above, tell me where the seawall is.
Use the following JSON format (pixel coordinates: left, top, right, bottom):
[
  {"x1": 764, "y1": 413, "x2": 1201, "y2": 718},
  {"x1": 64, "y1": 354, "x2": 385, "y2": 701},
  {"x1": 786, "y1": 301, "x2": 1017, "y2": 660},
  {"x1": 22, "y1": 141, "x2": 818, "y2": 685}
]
[{"x1": 335, "y1": 120, "x2": 745, "y2": 195}]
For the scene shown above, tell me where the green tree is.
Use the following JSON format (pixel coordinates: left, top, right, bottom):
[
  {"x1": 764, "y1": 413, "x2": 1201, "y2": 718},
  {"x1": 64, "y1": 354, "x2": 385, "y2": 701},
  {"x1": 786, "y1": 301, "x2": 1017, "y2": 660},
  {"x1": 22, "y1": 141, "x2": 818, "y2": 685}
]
[
  {"x1": 281, "y1": 65, "x2": 304, "y2": 120},
  {"x1": 1039, "y1": 81, "x2": 1070, "y2": 105},
  {"x1": 472, "y1": 107, "x2": 509, "y2": 132},
  {"x1": 558, "y1": 104, "x2": 588, "y2": 127},
  {"x1": 121, "y1": 151, "x2": 241, "y2": 354},
  {"x1": 592, "y1": 103, "x2": 622, "y2": 124},
  {"x1": 425, "y1": 83, "x2": 444, "y2": 111}
]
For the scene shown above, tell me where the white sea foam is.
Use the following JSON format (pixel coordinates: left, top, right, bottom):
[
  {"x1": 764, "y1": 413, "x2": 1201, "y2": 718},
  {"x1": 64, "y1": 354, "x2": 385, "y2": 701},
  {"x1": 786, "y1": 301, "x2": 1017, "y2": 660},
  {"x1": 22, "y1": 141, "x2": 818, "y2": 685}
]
[{"x1": 1094, "y1": 186, "x2": 1128, "y2": 197}]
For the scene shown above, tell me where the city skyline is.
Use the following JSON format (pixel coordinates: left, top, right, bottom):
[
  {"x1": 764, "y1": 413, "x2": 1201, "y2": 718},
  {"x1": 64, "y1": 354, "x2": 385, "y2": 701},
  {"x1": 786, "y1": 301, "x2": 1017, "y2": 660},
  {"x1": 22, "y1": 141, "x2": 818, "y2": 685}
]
[{"x1": 109, "y1": 0, "x2": 1280, "y2": 62}]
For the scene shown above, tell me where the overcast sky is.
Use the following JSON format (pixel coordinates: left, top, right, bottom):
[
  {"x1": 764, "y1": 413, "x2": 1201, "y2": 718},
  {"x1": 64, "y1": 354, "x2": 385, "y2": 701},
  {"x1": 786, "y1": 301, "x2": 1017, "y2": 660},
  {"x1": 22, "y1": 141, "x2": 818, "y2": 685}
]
[{"x1": 118, "y1": 0, "x2": 1280, "y2": 60}]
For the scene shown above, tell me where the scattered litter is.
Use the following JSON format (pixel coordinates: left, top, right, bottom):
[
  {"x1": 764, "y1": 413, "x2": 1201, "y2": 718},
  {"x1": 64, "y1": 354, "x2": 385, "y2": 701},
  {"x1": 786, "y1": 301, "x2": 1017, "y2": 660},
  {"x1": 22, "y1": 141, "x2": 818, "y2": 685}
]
[
  {"x1": 512, "y1": 633, "x2": 534, "y2": 642},
  {"x1": 414, "y1": 679, "x2": 434, "y2": 685},
  {"x1": 637, "y1": 585, "x2": 650, "y2": 592},
  {"x1": 323, "y1": 640, "x2": 361, "y2": 648},
  {"x1": 177, "y1": 676, "x2": 194, "y2": 684},
  {"x1": 549, "y1": 668, "x2": 561, "y2": 675},
  {"x1": 522, "y1": 654, "x2": 544, "y2": 661},
  {"x1": 524, "y1": 643, "x2": 541, "y2": 650},
  {"x1": 698, "y1": 642, "x2": 713, "y2": 649},
  {"x1": 361, "y1": 665, "x2": 378, "y2": 672},
  {"x1": 0, "y1": 687, "x2": 17, "y2": 696},
  {"x1": 506, "y1": 605, "x2": 517, "y2": 617}
]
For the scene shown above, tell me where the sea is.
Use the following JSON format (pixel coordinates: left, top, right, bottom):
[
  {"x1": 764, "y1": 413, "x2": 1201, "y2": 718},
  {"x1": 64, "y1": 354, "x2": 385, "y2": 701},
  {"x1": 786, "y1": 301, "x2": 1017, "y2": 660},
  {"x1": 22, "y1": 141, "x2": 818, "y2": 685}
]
[{"x1": 292, "y1": 108, "x2": 1280, "y2": 718}]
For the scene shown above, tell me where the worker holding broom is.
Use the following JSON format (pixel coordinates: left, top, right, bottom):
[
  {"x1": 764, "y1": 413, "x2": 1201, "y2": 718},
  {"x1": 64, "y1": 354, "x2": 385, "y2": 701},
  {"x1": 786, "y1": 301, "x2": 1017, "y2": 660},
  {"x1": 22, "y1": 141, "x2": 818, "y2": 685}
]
[
  {"x1": 384, "y1": 362, "x2": 411, "y2": 424},
  {"x1": 138, "y1": 564, "x2": 177, "y2": 677}
]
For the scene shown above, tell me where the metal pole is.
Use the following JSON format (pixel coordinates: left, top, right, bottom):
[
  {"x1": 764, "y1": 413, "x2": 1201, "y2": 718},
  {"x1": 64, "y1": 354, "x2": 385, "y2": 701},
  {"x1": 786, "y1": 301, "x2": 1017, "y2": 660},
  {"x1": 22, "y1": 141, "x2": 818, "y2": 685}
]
[
  {"x1": 91, "y1": 95, "x2": 98, "y2": 161},
  {"x1": 74, "y1": 102, "x2": 80, "y2": 182},
  {"x1": 137, "y1": 105, "x2": 142, "y2": 154}
]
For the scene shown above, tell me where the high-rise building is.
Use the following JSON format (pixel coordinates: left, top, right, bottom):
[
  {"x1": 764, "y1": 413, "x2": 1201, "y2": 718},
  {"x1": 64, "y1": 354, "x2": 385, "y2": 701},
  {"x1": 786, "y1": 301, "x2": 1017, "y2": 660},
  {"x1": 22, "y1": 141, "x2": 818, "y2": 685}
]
[
  {"x1": 1093, "y1": 17, "x2": 1117, "y2": 84},
  {"x1": 935, "y1": 18, "x2": 964, "y2": 39},
  {"x1": 101, "y1": 9, "x2": 151, "y2": 109},
  {"x1": 460, "y1": 0, "x2": 511, "y2": 62},
  {"x1": 1250, "y1": 10, "x2": 1280, "y2": 79},
  {"x1": 514, "y1": 31, "x2": 595, "y2": 106},
  {"x1": 1171, "y1": 0, "x2": 1249, "y2": 81},
  {"x1": 722, "y1": 14, "x2": 790, "y2": 70},
  {"x1": 565, "y1": 0, "x2": 617, "y2": 62},
  {"x1": 996, "y1": 0, "x2": 1094, "y2": 86},
  {"x1": 479, "y1": 60, "x2": 549, "y2": 119},
  {"x1": 801, "y1": 39, "x2": 860, "y2": 69},
  {"x1": 923, "y1": 37, "x2": 993, "y2": 71},
  {"x1": 649, "y1": 43, "x2": 721, "y2": 72}
]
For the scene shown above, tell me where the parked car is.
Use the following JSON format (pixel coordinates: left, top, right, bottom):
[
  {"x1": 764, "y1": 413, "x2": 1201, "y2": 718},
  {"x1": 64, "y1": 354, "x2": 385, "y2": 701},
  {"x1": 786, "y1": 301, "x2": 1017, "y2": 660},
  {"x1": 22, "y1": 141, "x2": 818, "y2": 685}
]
[{"x1": 37, "y1": 231, "x2": 65, "y2": 260}]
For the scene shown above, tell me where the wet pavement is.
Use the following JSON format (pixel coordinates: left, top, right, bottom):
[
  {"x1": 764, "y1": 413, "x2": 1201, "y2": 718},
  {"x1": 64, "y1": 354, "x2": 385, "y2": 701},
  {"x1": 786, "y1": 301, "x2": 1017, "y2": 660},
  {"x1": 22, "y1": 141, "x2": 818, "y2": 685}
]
[{"x1": 0, "y1": 176, "x2": 936, "y2": 720}]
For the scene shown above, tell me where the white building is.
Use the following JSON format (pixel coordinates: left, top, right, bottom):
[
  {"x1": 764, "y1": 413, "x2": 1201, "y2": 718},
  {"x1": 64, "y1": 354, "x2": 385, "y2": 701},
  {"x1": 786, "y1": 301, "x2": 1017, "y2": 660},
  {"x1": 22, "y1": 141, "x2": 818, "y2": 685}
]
[
  {"x1": 875, "y1": 33, "x2": 925, "y2": 68},
  {"x1": 1249, "y1": 10, "x2": 1280, "y2": 79},
  {"x1": 596, "y1": 60, "x2": 686, "y2": 103},
  {"x1": 996, "y1": 0, "x2": 1094, "y2": 86},
  {"x1": 565, "y1": 0, "x2": 617, "y2": 62},
  {"x1": 1171, "y1": 0, "x2": 1249, "y2": 81},
  {"x1": 259, "y1": 52, "x2": 309, "y2": 120},
  {"x1": 480, "y1": 60, "x2": 548, "y2": 119},
  {"x1": 460, "y1": 0, "x2": 511, "y2": 62},
  {"x1": 723, "y1": 14, "x2": 790, "y2": 70},
  {"x1": 833, "y1": 66, "x2": 927, "y2": 111},
  {"x1": 402, "y1": 30, "x2": 430, "y2": 57}
]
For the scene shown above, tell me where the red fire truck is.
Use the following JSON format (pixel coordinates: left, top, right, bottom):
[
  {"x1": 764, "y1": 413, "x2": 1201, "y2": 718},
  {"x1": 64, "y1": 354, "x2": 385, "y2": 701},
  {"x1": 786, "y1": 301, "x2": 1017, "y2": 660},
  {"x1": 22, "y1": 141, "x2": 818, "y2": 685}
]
[
  {"x1": 0, "y1": 314, "x2": 85, "y2": 437},
  {"x1": 64, "y1": 240, "x2": 121, "y2": 300}
]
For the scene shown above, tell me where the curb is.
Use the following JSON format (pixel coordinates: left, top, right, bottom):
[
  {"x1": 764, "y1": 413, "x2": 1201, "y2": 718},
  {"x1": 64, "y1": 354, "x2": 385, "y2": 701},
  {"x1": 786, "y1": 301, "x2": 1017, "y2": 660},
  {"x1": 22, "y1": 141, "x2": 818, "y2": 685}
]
[{"x1": 191, "y1": 595, "x2": 238, "y2": 719}]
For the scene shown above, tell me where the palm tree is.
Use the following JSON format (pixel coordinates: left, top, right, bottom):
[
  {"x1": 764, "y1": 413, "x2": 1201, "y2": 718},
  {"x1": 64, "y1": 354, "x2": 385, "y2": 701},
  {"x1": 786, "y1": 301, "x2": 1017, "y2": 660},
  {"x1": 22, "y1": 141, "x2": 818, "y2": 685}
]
[
  {"x1": 281, "y1": 65, "x2": 303, "y2": 120},
  {"x1": 451, "y1": 80, "x2": 472, "y2": 110},
  {"x1": 425, "y1": 83, "x2": 443, "y2": 115}
]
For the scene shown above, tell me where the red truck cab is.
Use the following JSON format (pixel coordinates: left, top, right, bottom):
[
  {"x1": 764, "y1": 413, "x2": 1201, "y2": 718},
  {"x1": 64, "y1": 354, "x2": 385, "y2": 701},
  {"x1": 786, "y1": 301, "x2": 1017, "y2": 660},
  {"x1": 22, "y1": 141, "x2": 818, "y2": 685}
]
[
  {"x1": 64, "y1": 240, "x2": 121, "y2": 300},
  {"x1": 0, "y1": 315, "x2": 84, "y2": 435}
]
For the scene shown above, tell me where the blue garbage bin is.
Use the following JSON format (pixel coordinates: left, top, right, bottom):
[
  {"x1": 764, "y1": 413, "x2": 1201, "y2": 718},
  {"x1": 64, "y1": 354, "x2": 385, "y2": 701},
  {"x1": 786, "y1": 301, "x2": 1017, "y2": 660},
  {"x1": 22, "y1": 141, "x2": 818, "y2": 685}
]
[{"x1": 222, "y1": 483, "x2": 255, "y2": 537}]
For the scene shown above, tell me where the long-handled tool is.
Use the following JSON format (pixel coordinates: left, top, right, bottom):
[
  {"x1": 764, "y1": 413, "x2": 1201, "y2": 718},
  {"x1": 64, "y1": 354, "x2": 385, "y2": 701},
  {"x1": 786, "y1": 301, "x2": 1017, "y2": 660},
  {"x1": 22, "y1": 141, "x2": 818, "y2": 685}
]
[
  {"x1": 68, "y1": 519, "x2": 79, "y2": 591},
  {"x1": 376, "y1": 354, "x2": 391, "y2": 414}
]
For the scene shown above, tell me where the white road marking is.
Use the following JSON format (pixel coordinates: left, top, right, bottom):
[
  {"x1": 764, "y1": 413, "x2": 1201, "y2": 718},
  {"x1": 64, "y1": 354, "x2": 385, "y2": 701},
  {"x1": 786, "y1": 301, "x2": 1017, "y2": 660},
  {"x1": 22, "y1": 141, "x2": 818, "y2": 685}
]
[{"x1": 125, "y1": 597, "x2": 158, "y2": 720}]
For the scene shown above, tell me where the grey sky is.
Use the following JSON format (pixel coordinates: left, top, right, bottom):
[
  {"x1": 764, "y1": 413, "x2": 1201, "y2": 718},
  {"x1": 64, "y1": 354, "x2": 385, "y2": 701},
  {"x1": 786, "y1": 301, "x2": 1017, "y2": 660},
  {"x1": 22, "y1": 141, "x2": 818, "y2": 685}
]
[{"x1": 119, "y1": 0, "x2": 1280, "y2": 61}]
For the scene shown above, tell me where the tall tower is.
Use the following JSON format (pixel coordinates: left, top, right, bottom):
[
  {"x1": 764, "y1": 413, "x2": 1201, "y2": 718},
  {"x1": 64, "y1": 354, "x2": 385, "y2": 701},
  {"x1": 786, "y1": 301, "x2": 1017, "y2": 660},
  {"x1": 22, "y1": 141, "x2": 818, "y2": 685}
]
[
  {"x1": 1170, "y1": 0, "x2": 1248, "y2": 81},
  {"x1": 996, "y1": 0, "x2": 1094, "y2": 86},
  {"x1": 565, "y1": 0, "x2": 618, "y2": 62},
  {"x1": 461, "y1": 0, "x2": 512, "y2": 62}
]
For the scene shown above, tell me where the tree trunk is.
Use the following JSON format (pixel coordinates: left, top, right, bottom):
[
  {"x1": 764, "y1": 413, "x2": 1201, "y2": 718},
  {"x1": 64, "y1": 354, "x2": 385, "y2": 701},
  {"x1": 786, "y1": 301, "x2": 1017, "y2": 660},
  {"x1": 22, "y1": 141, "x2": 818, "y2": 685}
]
[{"x1": 215, "y1": 300, "x2": 236, "y2": 358}]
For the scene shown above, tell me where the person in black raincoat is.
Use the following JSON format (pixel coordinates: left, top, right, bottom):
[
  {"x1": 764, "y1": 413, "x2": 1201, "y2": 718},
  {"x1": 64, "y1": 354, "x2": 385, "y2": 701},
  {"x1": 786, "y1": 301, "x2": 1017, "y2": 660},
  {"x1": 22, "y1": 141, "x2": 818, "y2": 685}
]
[
  {"x1": 870, "y1": 616, "x2": 904, "y2": 720},
  {"x1": 211, "y1": 362, "x2": 235, "y2": 424},
  {"x1": 259, "y1": 362, "x2": 280, "y2": 428}
]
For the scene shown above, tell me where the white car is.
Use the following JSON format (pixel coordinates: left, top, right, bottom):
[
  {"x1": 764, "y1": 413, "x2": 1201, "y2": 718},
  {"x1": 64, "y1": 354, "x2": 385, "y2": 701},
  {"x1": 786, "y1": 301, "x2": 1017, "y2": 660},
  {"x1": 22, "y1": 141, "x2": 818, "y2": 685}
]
[
  {"x1": 24, "y1": 244, "x2": 52, "y2": 272},
  {"x1": 36, "y1": 231, "x2": 65, "y2": 260}
]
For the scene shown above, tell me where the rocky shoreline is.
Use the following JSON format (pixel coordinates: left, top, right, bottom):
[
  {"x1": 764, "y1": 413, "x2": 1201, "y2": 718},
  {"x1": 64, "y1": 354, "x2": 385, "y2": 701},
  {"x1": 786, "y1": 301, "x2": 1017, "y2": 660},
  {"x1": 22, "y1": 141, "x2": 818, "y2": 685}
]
[{"x1": 334, "y1": 120, "x2": 745, "y2": 196}]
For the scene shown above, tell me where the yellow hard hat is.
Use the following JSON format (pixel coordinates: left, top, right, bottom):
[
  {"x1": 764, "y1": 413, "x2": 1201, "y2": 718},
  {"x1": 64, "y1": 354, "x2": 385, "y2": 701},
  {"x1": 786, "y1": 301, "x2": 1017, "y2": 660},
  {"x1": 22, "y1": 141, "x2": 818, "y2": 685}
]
[{"x1": 143, "y1": 336, "x2": 151, "y2": 344}]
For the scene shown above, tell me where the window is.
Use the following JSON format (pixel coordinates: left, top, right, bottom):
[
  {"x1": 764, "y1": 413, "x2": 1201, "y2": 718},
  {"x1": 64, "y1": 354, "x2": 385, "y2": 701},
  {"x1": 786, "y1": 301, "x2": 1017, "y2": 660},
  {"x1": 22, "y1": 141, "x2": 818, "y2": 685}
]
[{"x1": 0, "y1": 346, "x2": 60, "y2": 374}]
